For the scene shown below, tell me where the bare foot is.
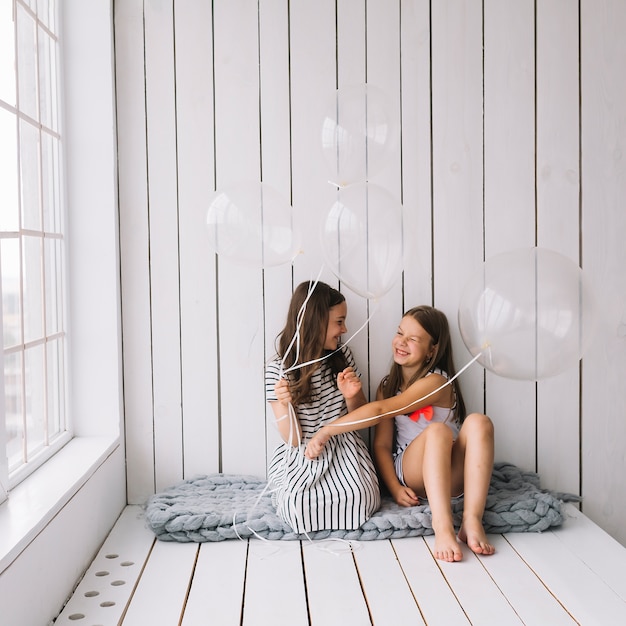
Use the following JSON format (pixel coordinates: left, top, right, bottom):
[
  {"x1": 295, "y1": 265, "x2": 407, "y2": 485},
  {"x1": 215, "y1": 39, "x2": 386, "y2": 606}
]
[
  {"x1": 458, "y1": 516, "x2": 495, "y2": 556},
  {"x1": 433, "y1": 526, "x2": 463, "y2": 562}
]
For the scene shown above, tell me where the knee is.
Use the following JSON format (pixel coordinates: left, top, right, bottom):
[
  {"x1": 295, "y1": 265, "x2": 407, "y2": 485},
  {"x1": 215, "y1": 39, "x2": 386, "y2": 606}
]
[
  {"x1": 463, "y1": 412, "x2": 494, "y2": 437},
  {"x1": 424, "y1": 421, "x2": 454, "y2": 444}
]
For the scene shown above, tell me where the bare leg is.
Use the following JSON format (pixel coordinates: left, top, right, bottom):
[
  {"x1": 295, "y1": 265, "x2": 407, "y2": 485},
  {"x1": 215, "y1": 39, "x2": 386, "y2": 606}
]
[
  {"x1": 403, "y1": 423, "x2": 463, "y2": 562},
  {"x1": 453, "y1": 413, "x2": 495, "y2": 556}
]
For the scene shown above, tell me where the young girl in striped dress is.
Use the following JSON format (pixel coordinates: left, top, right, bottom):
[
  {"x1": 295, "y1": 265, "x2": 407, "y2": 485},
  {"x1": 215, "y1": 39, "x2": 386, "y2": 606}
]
[
  {"x1": 305, "y1": 305, "x2": 495, "y2": 561},
  {"x1": 266, "y1": 281, "x2": 380, "y2": 533}
]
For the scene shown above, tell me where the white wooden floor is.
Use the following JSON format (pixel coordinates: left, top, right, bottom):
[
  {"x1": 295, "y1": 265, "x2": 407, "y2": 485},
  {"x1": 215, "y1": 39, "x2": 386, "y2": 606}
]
[{"x1": 53, "y1": 503, "x2": 626, "y2": 625}]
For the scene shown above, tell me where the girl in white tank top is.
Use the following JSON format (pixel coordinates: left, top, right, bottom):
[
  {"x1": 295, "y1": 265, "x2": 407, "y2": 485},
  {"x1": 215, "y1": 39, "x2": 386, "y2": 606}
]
[{"x1": 305, "y1": 306, "x2": 495, "y2": 563}]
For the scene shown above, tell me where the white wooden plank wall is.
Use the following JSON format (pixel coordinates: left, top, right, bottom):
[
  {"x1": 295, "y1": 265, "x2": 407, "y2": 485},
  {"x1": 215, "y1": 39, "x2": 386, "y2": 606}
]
[{"x1": 114, "y1": 0, "x2": 626, "y2": 546}]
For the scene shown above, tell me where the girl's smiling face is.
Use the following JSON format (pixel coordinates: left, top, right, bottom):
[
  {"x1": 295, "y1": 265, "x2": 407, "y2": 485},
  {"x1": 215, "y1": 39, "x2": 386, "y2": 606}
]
[
  {"x1": 392, "y1": 314, "x2": 435, "y2": 369},
  {"x1": 324, "y1": 301, "x2": 348, "y2": 350}
]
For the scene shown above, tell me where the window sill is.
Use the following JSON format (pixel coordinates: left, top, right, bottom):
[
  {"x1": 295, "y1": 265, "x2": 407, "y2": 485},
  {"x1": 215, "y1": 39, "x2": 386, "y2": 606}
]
[{"x1": 0, "y1": 435, "x2": 120, "y2": 574}]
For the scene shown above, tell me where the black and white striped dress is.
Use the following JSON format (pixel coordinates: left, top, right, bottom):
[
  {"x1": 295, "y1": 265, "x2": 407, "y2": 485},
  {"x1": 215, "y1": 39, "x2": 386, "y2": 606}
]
[{"x1": 266, "y1": 346, "x2": 380, "y2": 533}]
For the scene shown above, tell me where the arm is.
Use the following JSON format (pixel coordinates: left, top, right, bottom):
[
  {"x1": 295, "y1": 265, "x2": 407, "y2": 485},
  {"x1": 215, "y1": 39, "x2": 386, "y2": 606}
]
[
  {"x1": 305, "y1": 372, "x2": 450, "y2": 459},
  {"x1": 269, "y1": 378, "x2": 302, "y2": 447},
  {"x1": 373, "y1": 418, "x2": 419, "y2": 507}
]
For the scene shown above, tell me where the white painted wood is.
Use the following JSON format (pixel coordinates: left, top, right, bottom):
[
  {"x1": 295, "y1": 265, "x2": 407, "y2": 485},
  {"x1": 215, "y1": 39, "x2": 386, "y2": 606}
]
[
  {"x1": 365, "y1": 0, "x2": 404, "y2": 406},
  {"x1": 580, "y1": 0, "x2": 626, "y2": 547},
  {"x1": 477, "y1": 534, "x2": 577, "y2": 624},
  {"x1": 336, "y1": 0, "x2": 371, "y2": 444},
  {"x1": 554, "y1": 504, "x2": 626, "y2": 601},
  {"x1": 110, "y1": 0, "x2": 626, "y2": 549},
  {"x1": 63, "y1": 0, "x2": 123, "y2": 441},
  {"x1": 121, "y1": 540, "x2": 198, "y2": 625},
  {"x1": 423, "y1": 535, "x2": 525, "y2": 625},
  {"x1": 212, "y1": 0, "x2": 267, "y2": 476},
  {"x1": 114, "y1": 0, "x2": 157, "y2": 503},
  {"x1": 173, "y1": 0, "x2": 220, "y2": 477},
  {"x1": 353, "y1": 539, "x2": 426, "y2": 625},
  {"x1": 55, "y1": 505, "x2": 626, "y2": 625},
  {"x1": 535, "y1": 0, "x2": 581, "y2": 496},
  {"x1": 430, "y1": 0, "x2": 485, "y2": 417},
  {"x1": 1, "y1": 446, "x2": 125, "y2": 626},
  {"x1": 54, "y1": 506, "x2": 154, "y2": 625},
  {"x1": 302, "y1": 540, "x2": 371, "y2": 626},
  {"x1": 483, "y1": 0, "x2": 536, "y2": 470},
  {"x1": 143, "y1": 0, "x2": 184, "y2": 490},
  {"x1": 258, "y1": 0, "x2": 297, "y2": 466},
  {"x1": 182, "y1": 540, "x2": 248, "y2": 626},
  {"x1": 289, "y1": 0, "x2": 338, "y2": 286},
  {"x1": 506, "y1": 528, "x2": 626, "y2": 624},
  {"x1": 392, "y1": 537, "x2": 469, "y2": 624},
  {"x1": 243, "y1": 540, "x2": 308, "y2": 626},
  {"x1": 400, "y1": 0, "x2": 433, "y2": 310}
]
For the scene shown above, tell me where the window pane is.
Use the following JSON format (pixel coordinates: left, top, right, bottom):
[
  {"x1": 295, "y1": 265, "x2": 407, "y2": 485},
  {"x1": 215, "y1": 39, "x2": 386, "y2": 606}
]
[
  {"x1": 4, "y1": 0, "x2": 67, "y2": 484},
  {"x1": 0, "y1": 108, "x2": 19, "y2": 232},
  {"x1": 1, "y1": 237, "x2": 21, "y2": 349},
  {"x1": 38, "y1": 25, "x2": 56, "y2": 130},
  {"x1": 19, "y1": 118, "x2": 41, "y2": 230},
  {"x1": 24, "y1": 342, "x2": 45, "y2": 457},
  {"x1": 46, "y1": 335, "x2": 64, "y2": 438},
  {"x1": 22, "y1": 234, "x2": 43, "y2": 343},
  {"x1": 0, "y1": 0, "x2": 16, "y2": 106},
  {"x1": 44, "y1": 236, "x2": 63, "y2": 334},
  {"x1": 42, "y1": 132, "x2": 61, "y2": 232},
  {"x1": 16, "y1": 3, "x2": 38, "y2": 122},
  {"x1": 5, "y1": 351, "x2": 24, "y2": 470}
]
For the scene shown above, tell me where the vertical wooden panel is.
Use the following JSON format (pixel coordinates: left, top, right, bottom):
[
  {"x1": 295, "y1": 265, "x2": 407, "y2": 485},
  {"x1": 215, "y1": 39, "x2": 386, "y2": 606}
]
[
  {"x1": 259, "y1": 0, "x2": 295, "y2": 462},
  {"x1": 213, "y1": 0, "x2": 266, "y2": 475},
  {"x1": 431, "y1": 0, "x2": 485, "y2": 416},
  {"x1": 483, "y1": 0, "x2": 536, "y2": 468},
  {"x1": 366, "y1": 0, "x2": 404, "y2": 398},
  {"x1": 581, "y1": 0, "x2": 626, "y2": 545},
  {"x1": 290, "y1": 0, "x2": 337, "y2": 286},
  {"x1": 337, "y1": 0, "x2": 370, "y2": 414},
  {"x1": 535, "y1": 0, "x2": 581, "y2": 495},
  {"x1": 401, "y1": 0, "x2": 433, "y2": 311},
  {"x1": 174, "y1": 0, "x2": 220, "y2": 477},
  {"x1": 144, "y1": 0, "x2": 183, "y2": 489},
  {"x1": 115, "y1": 0, "x2": 156, "y2": 502}
]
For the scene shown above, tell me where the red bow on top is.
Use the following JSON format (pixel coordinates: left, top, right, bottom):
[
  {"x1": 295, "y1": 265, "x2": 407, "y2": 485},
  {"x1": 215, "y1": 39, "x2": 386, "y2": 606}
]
[{"x1": 409, "y1": 405, "x2": 433, "y2": 422}]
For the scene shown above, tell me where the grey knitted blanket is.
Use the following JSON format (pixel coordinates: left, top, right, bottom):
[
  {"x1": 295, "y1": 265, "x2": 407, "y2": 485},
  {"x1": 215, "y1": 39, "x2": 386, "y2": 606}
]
[{"x1": 145, "y1": 462, "x2": 577, "y2": 542}]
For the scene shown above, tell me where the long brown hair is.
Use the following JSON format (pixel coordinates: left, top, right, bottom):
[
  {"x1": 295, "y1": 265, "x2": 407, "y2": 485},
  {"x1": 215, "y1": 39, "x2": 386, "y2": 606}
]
[
  {"x1": 276, "y1": 281, "x2": 348, "y2": 405},
  {"x1": 378, "y1": 305, "x2": 467, "y2": 421}
]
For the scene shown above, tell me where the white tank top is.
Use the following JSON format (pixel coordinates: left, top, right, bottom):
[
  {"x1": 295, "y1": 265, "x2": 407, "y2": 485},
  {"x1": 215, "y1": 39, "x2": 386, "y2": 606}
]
[{"x1": 394, "y1": 369, "x2": 461, "y2": 453}]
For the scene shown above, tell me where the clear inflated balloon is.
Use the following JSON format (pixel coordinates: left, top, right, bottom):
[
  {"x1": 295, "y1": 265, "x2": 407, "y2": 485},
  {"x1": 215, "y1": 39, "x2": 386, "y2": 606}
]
[
  {"x1": 321, "y1": 182, "x2": 403, "y2": 300},
  {"x1": 206, "y1": 181, "x2": 300, "y2": 268},
  {"x1": 321, "y1": 83, "x2": 398, "y2": 187},
  {"x1": 458, "y1": 247, "x2": 597, "y2": 380}
]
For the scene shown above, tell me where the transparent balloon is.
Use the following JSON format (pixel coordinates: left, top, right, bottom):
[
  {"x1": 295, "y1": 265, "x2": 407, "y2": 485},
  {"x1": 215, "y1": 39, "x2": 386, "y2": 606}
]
[
  {"x1": 458, "y1": 247, "x2": 597, "y2": 380},
  {"x1": 321, "y1": 83, "x2": 398, "y2": 187},
  {"x1": 206, "y1": 181, "x2": 300, "y2": 268},
  {"x1": 321, "y1": 182, "x2": 403, "y2": 300}
]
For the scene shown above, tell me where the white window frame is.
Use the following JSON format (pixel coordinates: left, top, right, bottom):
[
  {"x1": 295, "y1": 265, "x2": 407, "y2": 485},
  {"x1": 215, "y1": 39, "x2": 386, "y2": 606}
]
[
  {"x1": 0, "y1": 0, "x2": 122, "y2": 568},
  {"x1": 1, "y1": 0, "x2": 73, "y2": 497}
]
